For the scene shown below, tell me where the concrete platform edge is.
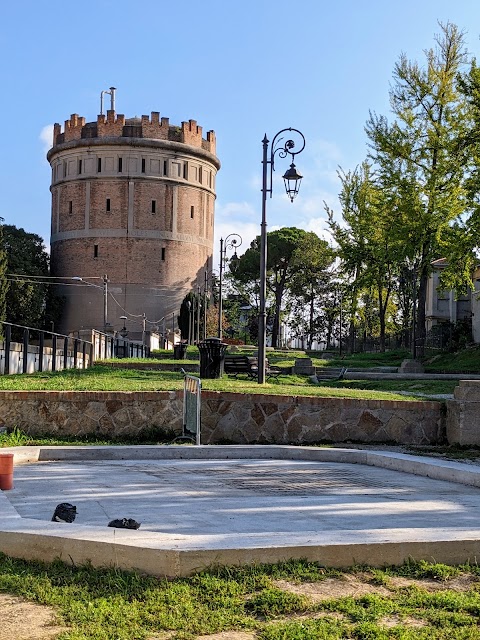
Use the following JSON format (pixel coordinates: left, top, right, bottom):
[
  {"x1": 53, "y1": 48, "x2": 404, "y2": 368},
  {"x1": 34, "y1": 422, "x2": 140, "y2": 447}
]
[{"x1": 2, "y1": 445, "x2": 480, "y2": 576}]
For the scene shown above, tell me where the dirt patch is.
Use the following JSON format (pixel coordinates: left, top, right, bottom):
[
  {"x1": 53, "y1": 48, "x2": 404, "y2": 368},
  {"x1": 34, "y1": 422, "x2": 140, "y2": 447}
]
[
  {"x1": 387, "y1": 574, "x2": 479, "y2": 592},
  {"x1": 195, "y1": 634, "x2": 256, "y2": 640},
  {"x1": 273, "y1": 574, "x2": 391, "y2": 602},
  {"x1": 381, "y1": 614, "x2": 426, "y2": 628},
  {"x1": 274, "y1": 572, "x2": 480, "y2": 603},
  {"x1": 0, "y1": 594, "x2": 67, "y2": 639}
]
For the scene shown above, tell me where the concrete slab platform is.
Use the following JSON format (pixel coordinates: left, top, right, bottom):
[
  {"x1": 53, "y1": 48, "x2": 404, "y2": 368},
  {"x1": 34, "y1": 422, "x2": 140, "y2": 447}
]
[{"x1": 1, "y1": 445, "x2": 480, "y2": 576}]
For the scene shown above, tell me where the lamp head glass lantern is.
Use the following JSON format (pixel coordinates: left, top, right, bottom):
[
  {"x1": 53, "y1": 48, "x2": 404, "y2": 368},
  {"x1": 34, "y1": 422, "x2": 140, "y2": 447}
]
[
  {"x1": 229, "y1": 251, "x2": 240, "y2": 273},
  {"x1": 282, "y1": 162, "x2": 303, "y2": 202}
]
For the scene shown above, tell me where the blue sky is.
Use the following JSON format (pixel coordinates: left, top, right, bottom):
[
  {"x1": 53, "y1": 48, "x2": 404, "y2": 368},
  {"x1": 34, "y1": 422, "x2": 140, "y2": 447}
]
[{"x1": 1, "y1": 0, "x2": 479, "y2": 267}]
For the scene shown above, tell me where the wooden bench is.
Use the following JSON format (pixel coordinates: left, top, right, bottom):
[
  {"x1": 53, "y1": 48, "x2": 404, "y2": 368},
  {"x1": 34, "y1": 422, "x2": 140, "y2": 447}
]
[
  {"x1": 224, "y1": 355, "x2": 282, "y2": 381},
  {"x1": 315, "y1": 366, "x2": 347, "y2": 381},
  {"x1": 224, "y1": 355, "x2": 257, "y2": 379}
]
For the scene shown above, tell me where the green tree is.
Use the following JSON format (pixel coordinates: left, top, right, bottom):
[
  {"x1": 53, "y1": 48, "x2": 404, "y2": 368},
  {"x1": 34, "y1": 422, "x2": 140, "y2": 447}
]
[
  {"x1": 0, "y1": 221, "x2": 8, "y2": 329},
  {"x1": 2, "y1": 225, "x2": 54, "y2": 330},
  {"x1": 365, "y1": 22, "x2": 471, "y2": 353},
  {"x1": 232, "y1": 227, "x2": 309, "y2": 348},
  {"x1": 288, "y1": 234, "x2": 334, "y2": 348},
  {"x1": 327, "y1": 163, "x2": 403, "y2": 352}
]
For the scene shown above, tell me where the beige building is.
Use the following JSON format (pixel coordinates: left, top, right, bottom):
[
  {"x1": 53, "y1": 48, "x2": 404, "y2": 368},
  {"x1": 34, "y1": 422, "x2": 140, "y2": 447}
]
[
  {"x1": 426, "y1": 258, "x2": 479, "y2": 342},
  {"x1": 47, "y1": 106, "x2": 220, "y2": 335}
]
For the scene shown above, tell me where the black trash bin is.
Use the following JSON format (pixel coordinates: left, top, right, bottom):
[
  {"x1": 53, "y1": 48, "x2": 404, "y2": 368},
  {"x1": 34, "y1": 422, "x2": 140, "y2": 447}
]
[
  {"x1": 198, "y1": 337, "x2": 228, "y2": 378},
  {"x1": 173, "y1": 342, "x2": 188, "y2": 360}
]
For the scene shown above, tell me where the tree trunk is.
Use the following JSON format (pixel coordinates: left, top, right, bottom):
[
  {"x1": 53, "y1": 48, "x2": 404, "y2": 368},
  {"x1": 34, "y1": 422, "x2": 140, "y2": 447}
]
[
  {"x1": 271, "y1": 287, "x2": 283, "y2": 348},
  {"x1": 415, "y1": 271, "x2": 428, "y2": 358}
]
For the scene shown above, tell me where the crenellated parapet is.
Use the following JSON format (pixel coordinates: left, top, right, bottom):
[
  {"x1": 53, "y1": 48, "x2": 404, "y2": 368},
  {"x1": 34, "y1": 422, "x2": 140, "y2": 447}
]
[{"x1": 52, "y1": 110, "x2": 216, "y2": 154}]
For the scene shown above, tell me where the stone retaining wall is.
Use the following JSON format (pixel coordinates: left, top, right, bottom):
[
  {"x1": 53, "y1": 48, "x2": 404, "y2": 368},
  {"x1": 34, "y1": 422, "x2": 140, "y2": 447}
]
[{"x1": 0, "y1": 391, "x2": 445, "y2": 445}]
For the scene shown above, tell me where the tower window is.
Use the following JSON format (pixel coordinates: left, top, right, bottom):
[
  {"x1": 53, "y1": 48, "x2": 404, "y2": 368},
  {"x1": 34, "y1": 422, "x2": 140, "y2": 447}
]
[
  {"x1": 141, "y1": 158, "x2": 146, "y2": 173},
  {"x1": 94, "y1": 244, "x2": 98, "y2": 258},
  {"x1": 106, "y1": 198, "x2": 111, "y2": 212},
  {"x1": 199, "y1": 166, "x2": 203, "y2": 183},
  {"x1": 97, "y1": 158, "x2": 102, "y2": 173},
  {"x1": 68, "y1": 200, "x2": 73, "y2": 214},
  {"x1": 118, "y1": 157, "x2": 123, "y2": 172},
  {"x1": 190, "y1": 206, "x2": 194, "y2": 219},
  {"x1": 63, "y1": 161, "x2": 67, "y2": 178},
  {"x1": 183, "y1": 163, "x2": 188, "y2": 180},
  {"x1": 78, "y1": 159, "x2": 82, "y2": 174},
  {"x1": 163, "y1": 160, "x2": 168, "y2": 175},
  {"x1": 151, "y1": 200, "x2": 156, "y2": 214},
  {"x1": 161, "y1": 248, "x2": 165, "y2": 261}
]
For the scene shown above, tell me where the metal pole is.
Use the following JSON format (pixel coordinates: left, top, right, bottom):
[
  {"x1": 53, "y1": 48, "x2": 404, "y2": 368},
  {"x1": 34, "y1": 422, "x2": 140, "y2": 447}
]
[
  {"x1": 339, "y1": 293, "x2": 343, "y2": 357},
  {"x1": 196, "y1": 285, "x2": 201, "y2": 344},
  {"x1": 258, "y1": 134, "x2": 269, "y2": 384},
  {"x1": 142, "y1": 313, "x2": 146, "y2": 351},
  {"x1": 103, "y1": 274, "x2": 108, "y2": 333},
  {"x1": 218, "y1": 237, "x2": 224, "y2": 339},
  {"x1": 204, "y1": 271, "x2": 208, "y2": 340}
]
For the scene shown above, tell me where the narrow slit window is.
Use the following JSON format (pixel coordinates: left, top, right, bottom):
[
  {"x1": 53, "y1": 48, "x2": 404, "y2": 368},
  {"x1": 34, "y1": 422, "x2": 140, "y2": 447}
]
[
  {"x1": 63, "y1": 162, "x2": 67, "y2": 178},
  {"x1": 199, "y1": 166, "x2": 203, "y2": 183},
  {"x1": 118, "y1": 157, "x2": 123, "y2": 172},
  {"x1": 97, "y1": 158, "x2": 102, "y2": 173},
  {"x1": 151, "y1": 200, "x2": 156, "y2": 214},
  {"x1": 68, "y1": 200, "x2": 73, "y2": 214},
  {"x1": 94, "y1": 244, "x2": 98, "y2": 258},
  {"x1": 161, "y1": 248, "x2": 165, "y2": 261},
  {"x1": 78, "y1": 159, "x2": 82, "y2": 174},
  {"x1": 141, "y1": 158, "x2": 146, "y2": 173},
  {"x1": 190, "y1": 206, "x2": 194, "y2": 219},
  {"x1": 106, "y1": 198, "x2": 111, "y2": 212},
  {"x1": 183, "y1": 163, "x2": 188, "y2": 180},
  {"x1": 163, "y1": 160, "x2": 168, "y2": 175}
]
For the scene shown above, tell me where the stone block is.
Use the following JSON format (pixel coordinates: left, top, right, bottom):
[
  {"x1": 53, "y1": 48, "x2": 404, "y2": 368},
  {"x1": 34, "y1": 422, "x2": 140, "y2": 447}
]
[{"x1": 399, "y1": 359, "x2": 425, "y2": 373}]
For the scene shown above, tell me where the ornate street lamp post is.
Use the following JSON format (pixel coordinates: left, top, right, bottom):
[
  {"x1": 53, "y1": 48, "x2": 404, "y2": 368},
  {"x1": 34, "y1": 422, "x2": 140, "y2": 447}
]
[
  {"x1": 258, "y1": 128, "x2": 305, "y2": 384},
  {"x1": 218, "y1": 233, "x2": 242, "y2": 339}
]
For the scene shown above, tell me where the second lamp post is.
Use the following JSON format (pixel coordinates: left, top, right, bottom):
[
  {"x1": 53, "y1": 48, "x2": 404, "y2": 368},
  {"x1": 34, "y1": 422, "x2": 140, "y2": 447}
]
[{"x1": 218, "y1": 233, "x2": 242, "y2": 339}]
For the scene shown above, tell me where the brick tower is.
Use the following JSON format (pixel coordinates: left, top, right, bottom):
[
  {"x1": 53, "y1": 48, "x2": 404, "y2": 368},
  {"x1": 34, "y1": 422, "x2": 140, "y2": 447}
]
[{"x1": 47, "y1": 98, "x2": 220, "y2": 336}]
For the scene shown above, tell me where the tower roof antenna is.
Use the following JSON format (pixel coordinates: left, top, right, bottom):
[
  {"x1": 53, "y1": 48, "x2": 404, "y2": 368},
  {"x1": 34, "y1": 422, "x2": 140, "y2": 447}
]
[{"x1": 100, "y1": 87, "x2": 116, "y2": 115}]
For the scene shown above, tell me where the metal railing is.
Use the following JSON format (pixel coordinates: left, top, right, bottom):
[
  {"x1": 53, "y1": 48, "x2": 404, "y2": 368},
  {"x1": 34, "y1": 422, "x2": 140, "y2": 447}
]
[
  {"x1": 0, "y1": 323, "x2": 152, "y2": 375},
  {"x1": 0, "y1": 322, "x2": 94, "y2": 375}
]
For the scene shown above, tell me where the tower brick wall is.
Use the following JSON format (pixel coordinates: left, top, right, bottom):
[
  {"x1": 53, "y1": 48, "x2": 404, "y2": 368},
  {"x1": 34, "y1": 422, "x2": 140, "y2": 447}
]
[{"x1": 48, "y1": 110, "x2": 220, "y2": 335}]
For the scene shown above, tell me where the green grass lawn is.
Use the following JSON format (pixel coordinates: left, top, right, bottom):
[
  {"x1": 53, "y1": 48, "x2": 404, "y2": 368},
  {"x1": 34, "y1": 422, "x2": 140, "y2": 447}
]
[
  {"x1": 424, "y1": 346, "x2": 480, "y2": 373},
  {"x1": 0, "y1": 365, "x2": 453, "y2": 400},
  {"x1": 2, "y1": 555, "x2": 480, "y2": 639}
]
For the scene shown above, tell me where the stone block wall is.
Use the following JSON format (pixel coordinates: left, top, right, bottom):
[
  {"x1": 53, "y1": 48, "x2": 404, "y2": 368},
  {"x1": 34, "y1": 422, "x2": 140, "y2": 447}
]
[
  {"x1": 446, "y1": 380, "x2": 480, "y2": 445},
  {"x1": 0, "y1": 391, "x2": 445, "y2": 445},
  {"x1": 201, "y1": 392, "x2": 444, "y2": 445}
]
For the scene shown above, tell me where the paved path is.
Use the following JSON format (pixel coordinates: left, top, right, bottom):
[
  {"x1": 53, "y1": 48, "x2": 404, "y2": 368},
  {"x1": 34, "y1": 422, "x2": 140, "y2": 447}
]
[{"x1": 6, "y1": 458, "x2": 480, "y2": 535}]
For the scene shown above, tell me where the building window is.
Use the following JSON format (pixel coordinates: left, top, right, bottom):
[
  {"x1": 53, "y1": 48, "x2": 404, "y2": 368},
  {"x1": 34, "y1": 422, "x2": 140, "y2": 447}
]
[
  {"x1": 199, "y1": 166, "x2": 203, "y2": 183},
  {"x1": 161, "y1": 248, "x2": 165, "y2": 261},
  {"x1": 141, "y1": 158, "x2": 146, "y2": 173},
  {"x1": 190, "y1": 206, "x2": 194, "y2": 219},
  {"x1": 63, "y1": 161, "x2": 67, "y2": 178},
  {"x1": 163, "y1": 160, "x2": 168, "y2": 175},
  {"x1": 69, "y1": 201, "x2": 73, "y2": 214},
  {"x1": 209, "y1": 171, "x2": 212, "y2": 188},
  {"x1": 97, "y1": 158, "x2": 102, "y2": 173},
  {"x1": 106, "y1": 198, "x2": 111, "y2": 212},
  {"x1": 151, "y1": 200, "x2": 156, "y2": 214},
  {"x1": 183, "y1": 163, "x2": 188, "y2": 180},
  {"x1": 94, "y1": 244, "x2": 98, "y2": 258},
  {"x1": 78, "y1": 159, "x2": 82, "y2": 174},
  {"x1": 118, "y1": 157, "x2": 123, "y2": 172}
]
